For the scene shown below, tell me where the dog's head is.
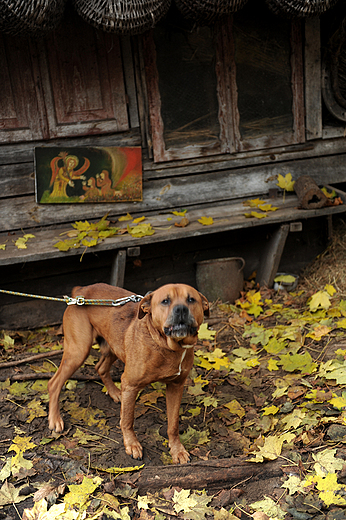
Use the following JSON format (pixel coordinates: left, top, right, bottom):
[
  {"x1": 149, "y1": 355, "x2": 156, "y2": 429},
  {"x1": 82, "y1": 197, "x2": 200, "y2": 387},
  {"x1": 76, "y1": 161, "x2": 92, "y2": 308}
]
[{"x1": 138, "y1": 284, "x2": 209, "y2": 343}]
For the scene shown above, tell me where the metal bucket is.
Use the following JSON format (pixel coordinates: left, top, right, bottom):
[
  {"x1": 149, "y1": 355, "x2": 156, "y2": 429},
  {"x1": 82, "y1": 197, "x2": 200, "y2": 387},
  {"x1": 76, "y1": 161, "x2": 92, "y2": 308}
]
[{"x1": 196, "y1": 257, "x2": 245, "y2": 303}]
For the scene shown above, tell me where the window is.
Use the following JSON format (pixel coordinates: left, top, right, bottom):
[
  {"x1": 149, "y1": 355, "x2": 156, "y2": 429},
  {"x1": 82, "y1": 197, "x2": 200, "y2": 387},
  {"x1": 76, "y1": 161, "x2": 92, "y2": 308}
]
[{"x1": 143, "y1": 2, "x2": 305, "y2": 162}]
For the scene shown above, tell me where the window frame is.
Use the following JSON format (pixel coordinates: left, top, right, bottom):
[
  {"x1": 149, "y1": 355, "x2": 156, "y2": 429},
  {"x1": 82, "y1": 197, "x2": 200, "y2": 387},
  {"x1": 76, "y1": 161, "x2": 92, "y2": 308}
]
[{"x1": 143, "y1": 14, "x2": 305, "y2": 163}]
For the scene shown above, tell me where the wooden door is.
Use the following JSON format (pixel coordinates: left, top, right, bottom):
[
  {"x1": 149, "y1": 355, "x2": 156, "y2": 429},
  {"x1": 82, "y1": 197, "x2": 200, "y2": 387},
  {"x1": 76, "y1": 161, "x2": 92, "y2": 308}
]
[
  {"x1": 0, "y1": 10, "x2": 130, "y2": 144},
  {"x1": 0, "y1": 34, "x2": 46, "y2": 143},
  {"x1": 39, "y1": 11, "x2": 129, "y2": 139}
]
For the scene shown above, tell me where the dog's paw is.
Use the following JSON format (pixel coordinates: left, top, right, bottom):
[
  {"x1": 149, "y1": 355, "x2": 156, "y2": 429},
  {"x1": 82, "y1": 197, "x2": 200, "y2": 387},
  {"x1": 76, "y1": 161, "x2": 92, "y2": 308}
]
[
  {"x1": 48, "y1": 415, "x2": 65, "y2": 433},
  {"x1": 125, "y1": 441, "x2": 143, "y2": 461},
  {"x1": 107, "y1": 386, "x2": 121, "y2": 403},
  {"x1": 171, "y1": 445, "x2": 191, "y2": 464}
]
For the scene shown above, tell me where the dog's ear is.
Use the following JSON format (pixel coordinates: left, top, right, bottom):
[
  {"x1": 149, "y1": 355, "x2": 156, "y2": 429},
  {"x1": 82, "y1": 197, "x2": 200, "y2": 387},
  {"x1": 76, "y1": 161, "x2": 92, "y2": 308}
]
[
  {"x1": 199, "y1": 292, "x2": 210, "y2": 318},
  {"x1": 138, "y1": 291, "x2": 152, "y2": 319}
]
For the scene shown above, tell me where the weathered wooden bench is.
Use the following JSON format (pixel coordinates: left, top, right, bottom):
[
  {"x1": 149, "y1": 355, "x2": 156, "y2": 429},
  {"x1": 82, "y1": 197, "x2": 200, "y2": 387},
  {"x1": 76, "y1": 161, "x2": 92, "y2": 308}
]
[
  {"x1": 1, "y1": 134, "x2": 346, "y2": 329},
  {"x1": 1, "y1": 184, "x2": 345, "y2": 287}
]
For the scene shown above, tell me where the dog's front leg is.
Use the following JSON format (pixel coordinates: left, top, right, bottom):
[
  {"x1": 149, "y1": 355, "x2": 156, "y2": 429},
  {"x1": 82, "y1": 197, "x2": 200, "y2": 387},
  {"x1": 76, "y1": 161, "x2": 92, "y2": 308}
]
[
  {"x1": 166, "y1": 380, "x2": 190, "y2": 464},
  {"x1": 120, "y1": 381, "x2": 143, "y2": 460}
]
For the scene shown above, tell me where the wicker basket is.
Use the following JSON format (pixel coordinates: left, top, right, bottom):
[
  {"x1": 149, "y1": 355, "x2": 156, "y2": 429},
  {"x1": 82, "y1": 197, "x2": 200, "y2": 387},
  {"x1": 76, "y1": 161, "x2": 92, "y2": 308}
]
[
  {"x1": 73, "y1": 0, "x2": 171, "y2": 34},
  {"x1": 174, "y1": 0, "x2": 249, "y2": 24},
  {"x1": 0, "y1": 0, "x2": 67, "y2": 36},
  {"x1": 265, "y1": 0, "x2": 339, "y2": 18}
]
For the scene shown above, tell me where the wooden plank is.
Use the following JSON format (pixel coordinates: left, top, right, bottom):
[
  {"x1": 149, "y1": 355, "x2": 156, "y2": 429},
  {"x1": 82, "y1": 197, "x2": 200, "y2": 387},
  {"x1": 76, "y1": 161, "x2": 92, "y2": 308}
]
[
  {"x1": 305, "y1": 18, "x2": 322, "y2": 140},
  {"x1": 2, "y1": 153, "x2": 346, "y2": 231},
  {"x1": 0, "y1": 130, "x2": 141, "y2": 166},
  {"x1": 0, "y1": 194, "x2": 345, "y2": 266},
  {"x1": 291, "y1": 20, "x2": 305, "y2": 144},
  {"x1": 120, "y1": 36, "x2": 140, "y2": 129}
]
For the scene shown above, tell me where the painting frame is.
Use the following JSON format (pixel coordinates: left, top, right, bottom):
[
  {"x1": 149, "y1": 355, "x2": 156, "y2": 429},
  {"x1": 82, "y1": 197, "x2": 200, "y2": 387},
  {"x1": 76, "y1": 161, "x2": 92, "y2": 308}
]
[{"x1": 35, "y1": 146, "x2": 142, "y2": 204}]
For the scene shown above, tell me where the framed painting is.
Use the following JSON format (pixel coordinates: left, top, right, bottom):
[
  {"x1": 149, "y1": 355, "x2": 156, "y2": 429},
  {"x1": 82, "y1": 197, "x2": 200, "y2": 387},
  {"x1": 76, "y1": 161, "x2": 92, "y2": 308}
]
[{"x1": 35, "y1": 146, "x2": 142, "y2": 203}]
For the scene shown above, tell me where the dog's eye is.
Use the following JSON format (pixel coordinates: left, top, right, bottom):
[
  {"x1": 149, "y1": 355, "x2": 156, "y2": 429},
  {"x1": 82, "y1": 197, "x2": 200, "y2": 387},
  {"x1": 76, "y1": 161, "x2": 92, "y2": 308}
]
[
  {"x1": 161, "y1": 298, "x2": 171, "y2": 305},
  {"x1": 187, "y1": 296, "x2": 196, "y2": 304}
]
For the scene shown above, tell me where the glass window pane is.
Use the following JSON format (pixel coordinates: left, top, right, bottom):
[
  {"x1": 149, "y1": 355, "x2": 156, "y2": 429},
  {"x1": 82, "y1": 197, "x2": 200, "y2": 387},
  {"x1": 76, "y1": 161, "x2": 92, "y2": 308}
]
[
  {"x1": 233, "y1": 4, "x2": 293, "y2": 140},
  {"x1": 153, "y1": 7, "x2": 220, "y2": 147}
]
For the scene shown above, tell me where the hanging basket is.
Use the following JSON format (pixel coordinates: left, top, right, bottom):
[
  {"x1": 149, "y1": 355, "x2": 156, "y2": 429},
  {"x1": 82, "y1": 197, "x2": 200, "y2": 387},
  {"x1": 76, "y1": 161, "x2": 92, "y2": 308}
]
[
  {"x1": 265, "y1": 0, "x2": 339, "y2": 18},
  {"x1": 0, "y1": 0, "x2": 67, "y2": 36},
  {"x1": 174, "y1": 0, "x2": 249, "y2": 24},
  {"x1": 73, "y1": 0, "x2": 171, "y2": 34}
]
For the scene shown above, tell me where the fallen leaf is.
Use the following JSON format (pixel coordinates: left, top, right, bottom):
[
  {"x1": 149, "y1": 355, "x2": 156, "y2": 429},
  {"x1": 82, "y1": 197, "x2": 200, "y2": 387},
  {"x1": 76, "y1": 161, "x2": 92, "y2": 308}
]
[
  {"x1": 0, "y1": 481, "x2": 29, "y2": 506},
  {"x1": 277, "y1": 173, "x2": 295, "y2": 192},
  {"x1": 198, "y1": 216, "x2": 214, "y2": 226},
  {"x1": 119, "y1": 213, "x2": 133, "y2": 221},
  {"x1": 198, "y1": 323, "x2": 216, "y2": 340},
  {"x1": 175, "y1": 217, "x2": 189, "y2": 228}
]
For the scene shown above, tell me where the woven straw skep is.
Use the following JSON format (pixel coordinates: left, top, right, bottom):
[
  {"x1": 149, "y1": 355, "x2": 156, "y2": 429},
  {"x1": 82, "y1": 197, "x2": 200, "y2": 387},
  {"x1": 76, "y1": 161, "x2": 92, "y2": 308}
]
[
  {"x1": 265, "y1": 0, "x2": 339, "y2": 18},
  {"x1": 0, "y1": 0, "x2": 67, "y2": 36},
  {"x1": 174, "y1": 0, "x2": 249, "y2": 24},
  {"x1": 73, "y1": 0, "x2": 171, "y2": 34}
]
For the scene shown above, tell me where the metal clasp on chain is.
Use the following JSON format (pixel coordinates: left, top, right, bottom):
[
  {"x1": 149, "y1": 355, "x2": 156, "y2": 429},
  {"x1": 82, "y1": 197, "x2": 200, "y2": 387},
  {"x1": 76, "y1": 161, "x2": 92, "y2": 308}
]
[{"x1": 65, "y1": 296, "x2": 85, "y2": 306}]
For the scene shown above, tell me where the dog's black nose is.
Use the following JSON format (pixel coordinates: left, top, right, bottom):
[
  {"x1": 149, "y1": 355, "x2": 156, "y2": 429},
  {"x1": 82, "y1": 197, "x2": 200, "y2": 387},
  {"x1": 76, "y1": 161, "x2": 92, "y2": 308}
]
[{"x1": 173, "y1": 305, "x2": 189, "y2": 322}]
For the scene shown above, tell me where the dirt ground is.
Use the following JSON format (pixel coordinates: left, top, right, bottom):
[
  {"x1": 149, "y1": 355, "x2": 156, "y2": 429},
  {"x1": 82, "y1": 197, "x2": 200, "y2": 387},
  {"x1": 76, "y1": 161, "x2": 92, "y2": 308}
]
[{"x1": 2, "y1": 219, "x2": 346, "y2": 519}]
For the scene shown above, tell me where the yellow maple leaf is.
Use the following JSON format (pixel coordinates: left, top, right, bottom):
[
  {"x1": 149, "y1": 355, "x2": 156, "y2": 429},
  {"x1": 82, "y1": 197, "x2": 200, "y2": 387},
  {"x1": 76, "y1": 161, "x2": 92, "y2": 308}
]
[
  {"x1": 311, "y1": 473, "x2": 346, "y2": 507},
  {"x1": 171, "y1": 210, "x2": 187, "y2": 216},
  {"x1": 309, "y1": 290, "x2": 331, "y2": 312},
  {"x1": 127, "y1": 222, "x2": 155, "y2": 238},
  {"x1": 329, "y1": 396, "x2": 346, "y2": 410},
  {"x1": 267, "y1": 358, "x2": 279, "y2": 371},
  {"x1": 244, "y1": 211, "x2": 268, "y2": 219},
  {"x1": 262, "y1": 405, "x2": 280, "y2": 416},
  {"x1": 248, "y1": 432, "x2": 295, "y2": 462},
  {"x1": 26, "y1": 399, "x2": 47, "y2": 423},
  {"x1": 15, "y1": 237, "x2": 28, "y2": 249},
  {"x1": 325, "y1": 284, "x2": 336, "y2": 296},
  {"x1": 277, "y1": 173, "x2": 295, "y2": 191},
  {"x1": 9, "y1": 436, "x2": 36, "y2": 455},
  {"x1": 243, "y1": 198, "x2": 264, "y2": 208},
  {"x1": 336, "y1": 319, "x2": 346, "y2": 330},
  {"x1": 133, "y1": 216, "x2": 146, "y2": 224},
  {"x1": 119, "y1": 213, "x2": 133, "y2": 221},
  {"x1": 306, "y1": 325, "x2": 331, "y2": 341},
  {"x1": 198, "y1": 216, "x2": 214, "y2": 226},
  {"x1": 246, "y1": 358, "x2": 260, "y2": 368},
  {"x1": 64, "y1": 476, "x2": 102, "y2": 511},
  {"x1": 223, "y1": 399, "x2": 245, "y2": 418},
  {"x1": 258, "y1": 203, "x2": 278, "y2": 212},
  {"x1": 198, "y1": 323, "x2": 216, "y2": 340}
]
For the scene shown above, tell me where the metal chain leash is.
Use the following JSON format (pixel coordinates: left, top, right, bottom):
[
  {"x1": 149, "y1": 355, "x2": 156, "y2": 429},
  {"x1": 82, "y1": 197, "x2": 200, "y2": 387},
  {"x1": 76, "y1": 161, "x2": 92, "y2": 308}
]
[{"x1": 0, "y1": 289, "x2": 143, "y2": 307}]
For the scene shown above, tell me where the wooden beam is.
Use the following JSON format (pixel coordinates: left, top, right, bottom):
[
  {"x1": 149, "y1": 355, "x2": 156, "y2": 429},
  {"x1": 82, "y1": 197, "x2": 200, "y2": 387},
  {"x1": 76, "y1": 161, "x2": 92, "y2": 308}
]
[
  {"x1": 256, "y1": 224, "x2": 290, "y2": 287},
  {"x1": 305, "y1": 18, "x2": 322, "y2": 140},
  {"x1": 110, "y1": 250, "x2": 127, "y2": 287}
]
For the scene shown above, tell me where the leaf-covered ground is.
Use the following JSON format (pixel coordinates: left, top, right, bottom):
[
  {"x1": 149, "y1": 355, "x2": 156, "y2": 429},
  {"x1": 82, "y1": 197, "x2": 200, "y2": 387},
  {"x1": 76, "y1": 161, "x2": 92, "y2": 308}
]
[{"x1": 2, "y1": 221, "x2": 346, "y2": 520}]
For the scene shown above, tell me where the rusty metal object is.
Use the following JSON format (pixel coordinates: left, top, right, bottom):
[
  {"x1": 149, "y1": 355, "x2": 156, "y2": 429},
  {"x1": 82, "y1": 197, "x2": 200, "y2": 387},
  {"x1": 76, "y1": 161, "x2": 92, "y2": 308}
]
[
  {"x1": 294, "y1": 175, "x2": 327, "y2": 209},
  {"x1": 196, "y1": 257, "x2": 245, "y2": 303}
]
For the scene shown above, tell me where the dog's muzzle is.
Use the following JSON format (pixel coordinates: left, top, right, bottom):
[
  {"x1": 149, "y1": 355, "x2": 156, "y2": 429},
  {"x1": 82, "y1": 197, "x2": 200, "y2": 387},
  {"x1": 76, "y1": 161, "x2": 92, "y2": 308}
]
[{"x1": 164, "y1": 305, "x2": 198, "y2": 339}]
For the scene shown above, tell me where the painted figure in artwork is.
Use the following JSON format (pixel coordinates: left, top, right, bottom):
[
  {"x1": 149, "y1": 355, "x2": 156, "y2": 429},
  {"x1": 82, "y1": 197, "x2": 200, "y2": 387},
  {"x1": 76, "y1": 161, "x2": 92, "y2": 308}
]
[
  {"x1": 96, "y1": 170, "x2": 116, "y2": 199},
  {"x1": 49, "y1": 151, "x2": 90, "y2": 199},
  {"x1": 81, "y1": 177, "x2": 100, "y2": 201}
]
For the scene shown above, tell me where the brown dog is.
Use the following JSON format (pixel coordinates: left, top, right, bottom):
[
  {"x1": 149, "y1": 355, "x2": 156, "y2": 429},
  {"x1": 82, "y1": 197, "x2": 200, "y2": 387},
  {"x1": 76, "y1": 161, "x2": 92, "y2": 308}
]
[{"x1": 48, "y1": 283, "x2": 209, "y2": 464}]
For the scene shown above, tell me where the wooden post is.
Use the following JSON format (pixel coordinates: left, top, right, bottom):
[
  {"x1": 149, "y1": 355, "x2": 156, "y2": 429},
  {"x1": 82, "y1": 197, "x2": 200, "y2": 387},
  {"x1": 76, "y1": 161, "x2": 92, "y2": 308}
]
[
  {"x1": 110, "y1": 250, "x2": 127, "y2": 287},
  {"x1": 256, "y1": 224, "x2": 290, "y2": 288}
]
